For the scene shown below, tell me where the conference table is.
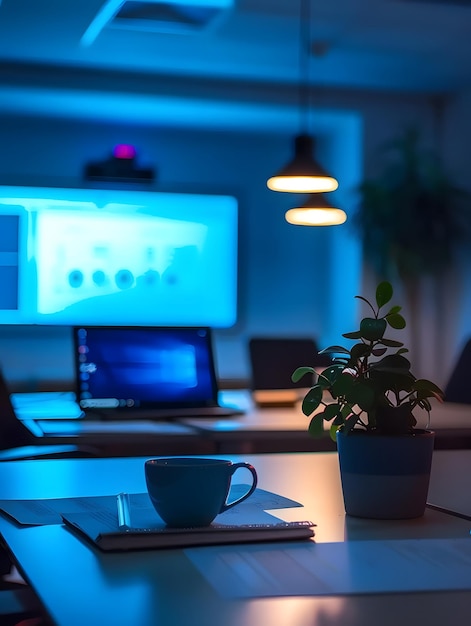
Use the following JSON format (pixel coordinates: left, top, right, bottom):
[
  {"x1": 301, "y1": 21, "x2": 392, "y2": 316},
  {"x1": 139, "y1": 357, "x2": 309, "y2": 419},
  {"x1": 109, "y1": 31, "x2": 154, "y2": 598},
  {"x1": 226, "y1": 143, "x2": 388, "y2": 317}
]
[
  {"x1": 15, "y1": 390, "x2": 471, "y2": 455},
  {"x1": 1, "y1": 449, "x2": 471, "y2": 625}
]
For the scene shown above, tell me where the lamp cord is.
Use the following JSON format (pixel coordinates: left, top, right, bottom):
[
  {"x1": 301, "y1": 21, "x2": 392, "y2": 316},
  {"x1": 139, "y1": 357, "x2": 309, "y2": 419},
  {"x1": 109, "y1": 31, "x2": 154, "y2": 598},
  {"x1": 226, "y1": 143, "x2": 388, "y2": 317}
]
[{"x1": 299, "y1": 0, "x2": 311, "y2": 135}]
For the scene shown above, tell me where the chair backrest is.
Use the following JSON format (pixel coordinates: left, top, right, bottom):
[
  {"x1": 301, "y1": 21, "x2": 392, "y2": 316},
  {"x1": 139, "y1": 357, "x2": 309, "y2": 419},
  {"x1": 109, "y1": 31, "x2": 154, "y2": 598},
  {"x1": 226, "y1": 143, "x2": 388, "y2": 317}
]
[
  {"x1": 0, "y1": 368, "x2": 35, "y2": 451},
  {"x1": 444, "y1": 338, "x2": 471, "y2": 404},
  {"x1": 248, "y1": 337, "x2": 330, "y2": 391},
  {"x1": 0, "y1": 368, "x2": 99, "y2": 459}
]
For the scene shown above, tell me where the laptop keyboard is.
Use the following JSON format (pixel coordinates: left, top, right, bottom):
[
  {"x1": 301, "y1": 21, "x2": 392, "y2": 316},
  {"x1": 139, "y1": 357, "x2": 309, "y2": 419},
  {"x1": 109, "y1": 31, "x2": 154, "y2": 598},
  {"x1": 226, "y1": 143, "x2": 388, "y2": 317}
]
[{"x1": 84, "y1": 405, "x2": 244, "y2": 420}]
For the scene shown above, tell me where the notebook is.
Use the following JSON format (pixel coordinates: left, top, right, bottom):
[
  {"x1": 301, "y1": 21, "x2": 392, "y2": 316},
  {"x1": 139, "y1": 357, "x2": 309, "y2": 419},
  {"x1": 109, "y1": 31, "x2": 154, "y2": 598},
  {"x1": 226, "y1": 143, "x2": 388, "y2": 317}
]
[{"x1": 72, "y1": 326, "x2": 244, "y2": 420}]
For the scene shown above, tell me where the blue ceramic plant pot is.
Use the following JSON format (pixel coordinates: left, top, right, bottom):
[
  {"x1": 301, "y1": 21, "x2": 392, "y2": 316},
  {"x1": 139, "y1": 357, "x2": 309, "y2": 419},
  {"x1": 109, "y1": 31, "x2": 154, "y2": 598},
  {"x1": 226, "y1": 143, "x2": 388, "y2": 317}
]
[{"x1": 336, "y1": 429, "x2": 435, "y2": 519}]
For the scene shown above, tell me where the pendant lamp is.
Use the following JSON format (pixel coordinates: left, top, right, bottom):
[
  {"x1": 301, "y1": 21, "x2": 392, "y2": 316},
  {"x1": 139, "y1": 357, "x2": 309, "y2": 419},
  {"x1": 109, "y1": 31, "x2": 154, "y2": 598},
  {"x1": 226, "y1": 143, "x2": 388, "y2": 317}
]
[
  {"x1": 285, "y1": 193, "x2": 347, "y2": 226},
  {"x1": 267, "y1": 0, "x2": 338, "y2": 194}
]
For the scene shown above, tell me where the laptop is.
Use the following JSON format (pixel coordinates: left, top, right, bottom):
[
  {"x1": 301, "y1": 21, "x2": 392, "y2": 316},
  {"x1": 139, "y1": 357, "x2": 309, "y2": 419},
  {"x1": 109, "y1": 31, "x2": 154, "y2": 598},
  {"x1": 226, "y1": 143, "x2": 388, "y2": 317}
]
[{"x1": 72, "y1": 326, "x2": 244, "y2": 420}]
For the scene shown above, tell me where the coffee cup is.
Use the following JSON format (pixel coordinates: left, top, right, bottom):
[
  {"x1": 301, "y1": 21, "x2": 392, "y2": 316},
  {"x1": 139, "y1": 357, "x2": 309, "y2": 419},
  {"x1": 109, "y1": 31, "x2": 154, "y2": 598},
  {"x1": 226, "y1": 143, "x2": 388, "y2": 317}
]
[{"x1": 145, "y1": 457, "x2": 258, "y2": 528}]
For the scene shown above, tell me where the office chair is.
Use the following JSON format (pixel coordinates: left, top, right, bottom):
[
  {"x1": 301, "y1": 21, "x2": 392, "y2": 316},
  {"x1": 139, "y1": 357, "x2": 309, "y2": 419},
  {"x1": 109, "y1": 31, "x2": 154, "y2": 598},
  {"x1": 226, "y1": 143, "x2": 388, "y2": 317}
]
[
  {"x1": 248, "y1": 337, "x2": 331, "y2": 406},
  {"x1": 0, "y1": 368, "x2": 99, "y2": 624},
  {"x1": 444, "y1": 338, "x2": 471, "y2": 404},
  {"x1": 0, "y1": 368, "x2": 98, "y2": 461}
]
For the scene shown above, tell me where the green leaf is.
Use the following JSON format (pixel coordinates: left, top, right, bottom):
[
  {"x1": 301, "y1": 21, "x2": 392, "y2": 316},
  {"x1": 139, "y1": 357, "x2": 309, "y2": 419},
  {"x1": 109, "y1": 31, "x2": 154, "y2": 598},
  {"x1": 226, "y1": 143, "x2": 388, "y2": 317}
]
[
  {"x1": 360, "y1": 317, "x2": 387, "y2": 341},
  {"x1": 322, "y1": 403, "x2": 342, "y2": 421},
  {"x1": 329, "y1": 422, "x2": 339, "y2": 442},
  {"x1": 317, "y1": 364, "x2": 344, "y2": 387},
  {"x1": 332, "y1": 372, "x2": 356, "y2": 397},
  {"x1": 372, "y1": 353, "x2": 411, "y2": 370},
  {"x1": 371, "y1": 347, "x2": 387, "y2": 357},
  {"x1": 343, "y1": 413, "x2": 361, "y2": 434},
  {"x1": 320, "y1": 345, "x2": 351, "y2": 355},
  {"x1": 331, "y1": 357, "x2": 350, "y2": 366},
  {"x1": 413, "y1": 379, "x2": 444, "y2": 401},
  {"x1": 413, "y1": 379, "x2": 444, "y2": 393},
  {"x1": 350, "y1": 342, "x2": 371, "y2": 360},
  {"x1": 376, "y1": 281, "x2": 393, "y2": 308},
  {"x1": 308, "y1": 413, "x2": 325, "y2": 437},
  {"x1": 342, "y1": 331, "x2": 362, "y2": 340},
  {"x1": 386, "y1": 305, "x2": 402, "y2": 315},
  {"x1": 386, "y1": 313, "x2": 406, "y2": 329},
  {"x1": 371, "y1": 367, "x2": 415, "y2": 390},
  {"x1": 345, "y1": 381, "x2": 375, "y2": 410},
  {"x1": 378, "y1": 338, "x2": 405, "y2": 347},
  {"x1": 340, "y1": 404, "x2": 354, "y2": 419},
  {"x1": 301, "y1": 386, "x2": 323, "y2": 415},
  {"x1": 291, "y1": 366, "x2": 316, "y2": 383}
]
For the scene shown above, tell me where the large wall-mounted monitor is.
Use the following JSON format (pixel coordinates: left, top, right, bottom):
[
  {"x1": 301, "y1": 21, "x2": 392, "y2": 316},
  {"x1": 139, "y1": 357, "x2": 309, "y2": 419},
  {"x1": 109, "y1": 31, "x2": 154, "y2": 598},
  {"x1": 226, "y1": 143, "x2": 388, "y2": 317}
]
[{"x1": 0, "y1": 186, "x2": 238, "y2": 327}]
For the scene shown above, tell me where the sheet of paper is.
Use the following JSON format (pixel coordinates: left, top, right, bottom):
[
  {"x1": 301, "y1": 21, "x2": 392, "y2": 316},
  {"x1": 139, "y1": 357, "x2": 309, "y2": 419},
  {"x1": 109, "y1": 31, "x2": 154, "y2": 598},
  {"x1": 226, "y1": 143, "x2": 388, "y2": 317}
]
[
  {"x1": 0, "y1": 486, "x2": 303, "y2": 526},
  {"x1": 186, "y1": 536, "x2": 471, "y2": 597},
  {"x1": 0, "y1": 493, "x2": 140, "y2": 526}
]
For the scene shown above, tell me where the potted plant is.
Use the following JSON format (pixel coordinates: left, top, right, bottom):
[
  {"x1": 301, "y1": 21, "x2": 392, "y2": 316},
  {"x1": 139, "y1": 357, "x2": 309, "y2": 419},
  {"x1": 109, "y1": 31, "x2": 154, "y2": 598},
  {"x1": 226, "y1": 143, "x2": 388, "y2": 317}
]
[
  {"x1": 292, "y1": 280, "x2": 444, "y2": 519},
  {"x1": 354, "y1": 127, "x2": 471, "y2": 377}
]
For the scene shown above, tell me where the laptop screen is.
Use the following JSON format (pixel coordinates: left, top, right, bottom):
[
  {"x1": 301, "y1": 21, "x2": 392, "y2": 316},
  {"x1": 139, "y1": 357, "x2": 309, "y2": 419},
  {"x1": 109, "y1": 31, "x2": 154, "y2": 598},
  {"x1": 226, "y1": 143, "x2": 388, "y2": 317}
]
[{"x1": 73, "y1": 326, "x2": 219, "y2": 411}]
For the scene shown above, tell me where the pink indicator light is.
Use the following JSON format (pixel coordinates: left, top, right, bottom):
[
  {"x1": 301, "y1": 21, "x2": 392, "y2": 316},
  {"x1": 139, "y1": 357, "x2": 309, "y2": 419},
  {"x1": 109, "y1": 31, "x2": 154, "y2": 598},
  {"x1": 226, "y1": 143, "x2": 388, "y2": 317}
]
[{"x1": 113, "y1": 144, "x2": 136, "y2": 159}]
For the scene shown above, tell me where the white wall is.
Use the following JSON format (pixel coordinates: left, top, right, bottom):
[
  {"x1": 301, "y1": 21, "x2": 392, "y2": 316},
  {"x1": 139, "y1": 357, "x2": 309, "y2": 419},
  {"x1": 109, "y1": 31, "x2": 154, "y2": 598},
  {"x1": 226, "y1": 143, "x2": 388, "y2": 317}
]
[{"x1": 433, "y1": 90, "x2": 471, "y2": 382}]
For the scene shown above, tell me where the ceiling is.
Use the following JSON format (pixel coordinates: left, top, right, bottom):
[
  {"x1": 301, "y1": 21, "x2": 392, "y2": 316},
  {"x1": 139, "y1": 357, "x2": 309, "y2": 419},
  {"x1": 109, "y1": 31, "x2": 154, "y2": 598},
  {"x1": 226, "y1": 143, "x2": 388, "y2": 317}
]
[{"x1": 0, "y1": 0, "x2": 471, "y2": 126}]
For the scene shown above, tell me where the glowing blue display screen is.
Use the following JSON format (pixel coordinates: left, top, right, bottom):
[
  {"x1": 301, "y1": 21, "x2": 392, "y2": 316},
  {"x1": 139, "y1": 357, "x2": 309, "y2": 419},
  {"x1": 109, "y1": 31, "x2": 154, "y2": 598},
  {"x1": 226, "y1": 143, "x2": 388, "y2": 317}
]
[
  {"x1": 75, "y1": 326, "x2": 216, "y2": 409},
  {"x1": 0, "y1": 186, "x2": 238, "y2": 326}
]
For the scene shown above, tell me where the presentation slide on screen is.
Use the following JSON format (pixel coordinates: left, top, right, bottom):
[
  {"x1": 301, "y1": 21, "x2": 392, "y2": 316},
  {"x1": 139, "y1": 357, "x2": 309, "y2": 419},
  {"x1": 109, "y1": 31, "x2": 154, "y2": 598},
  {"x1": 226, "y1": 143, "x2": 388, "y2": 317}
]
[{"x1": 0, "y1": 187, "x2": 238, "y2": 327}]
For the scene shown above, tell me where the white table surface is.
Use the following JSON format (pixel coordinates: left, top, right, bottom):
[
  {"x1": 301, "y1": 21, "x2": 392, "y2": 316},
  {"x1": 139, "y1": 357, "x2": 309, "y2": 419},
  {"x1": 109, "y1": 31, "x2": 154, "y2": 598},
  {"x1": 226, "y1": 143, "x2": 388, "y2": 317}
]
[{"x1": 1, "y1": 450, "x2": 471, "y2": 626}]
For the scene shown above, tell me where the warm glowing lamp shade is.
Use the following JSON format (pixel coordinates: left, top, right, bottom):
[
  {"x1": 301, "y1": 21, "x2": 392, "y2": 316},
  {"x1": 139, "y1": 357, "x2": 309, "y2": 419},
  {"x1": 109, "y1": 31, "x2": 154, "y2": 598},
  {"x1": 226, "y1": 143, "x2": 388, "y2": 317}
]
[
  {"x1": 267, "y1": 135, "x2": 339, "y2": 193},
  {"x1": 267, "y1": 131, "x2": 344, "y2": 224},
  {"x1": 285, "y1": 193, "x2": 347, "y2": 226},
  {"x1": 267, "y1": 0, "x2": 340, "y2": 198}
]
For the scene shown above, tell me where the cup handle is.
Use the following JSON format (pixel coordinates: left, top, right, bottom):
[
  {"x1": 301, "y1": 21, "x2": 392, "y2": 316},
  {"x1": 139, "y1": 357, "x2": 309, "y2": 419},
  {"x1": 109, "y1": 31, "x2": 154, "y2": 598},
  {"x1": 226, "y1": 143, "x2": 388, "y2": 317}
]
[{"x1": 219, "y1": 462, "x2": 258, "y2": 513}]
